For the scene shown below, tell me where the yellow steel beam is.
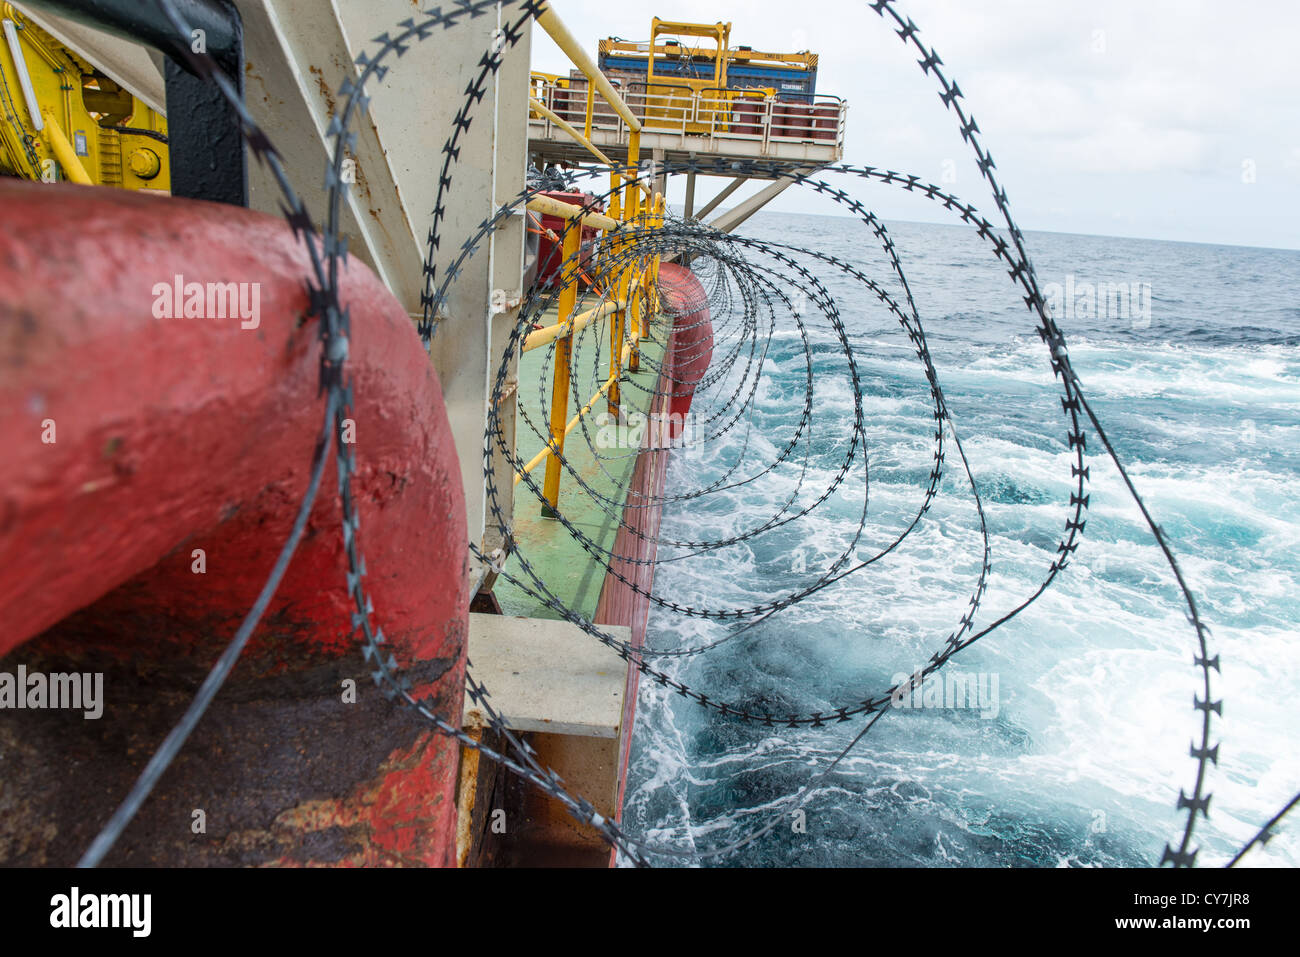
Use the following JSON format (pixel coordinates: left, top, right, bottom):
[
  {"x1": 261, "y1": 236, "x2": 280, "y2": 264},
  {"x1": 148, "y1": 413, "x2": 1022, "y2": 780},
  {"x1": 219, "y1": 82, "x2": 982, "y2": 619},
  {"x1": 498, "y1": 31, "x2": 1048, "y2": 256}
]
[
  {"x1": 608, "y1": 169, "x2": 622, "y2": 221},
  {"x1": 523, "y1": 297, "x2": 623, "y2": 353},
  {"x1": 602, "y1": 37, "x2": 817, "y2": 69},
  {"x1": 540, "y1": 222, "x2": 583, "y2": 514},
  {"x1": 535, "y1": 1, "x2": 641, "y2": 134},
  {"x1": 627, "y1": 261, "x2": 643, "y2": 374},
  {"x1": 526, "y1": 193, "x2": 619, "y2": 233},
  {"x1": 641, "y1": 192, "x2": 664, "y2": 337},
  {"x1": 514, "y1": 334, "x2": 638, "y2": 486},
  {"x1": 651, "y1": 192, "x2": 665, "y2": 311},
  {"x1": 612, "y1": 125, "x2": 642, "y2": 396},
  {"x1": 629, "y1": 192, "x2": 665, "y2": 372},
  {"x1": 39, "y1": 109, "x2": 91, "y2": 184},
  {"x1": 610, "y1": 229, "x2": 630, "y2": 411}
]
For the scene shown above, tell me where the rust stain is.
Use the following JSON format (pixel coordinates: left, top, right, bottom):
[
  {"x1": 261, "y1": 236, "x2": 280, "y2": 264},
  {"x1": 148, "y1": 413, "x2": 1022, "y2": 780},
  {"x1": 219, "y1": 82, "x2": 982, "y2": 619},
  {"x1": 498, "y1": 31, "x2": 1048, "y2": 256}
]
[
  {"x1": 351, "y1": 150, "x2": 373, "y2": 203},
  {"x1": 268, "y1": 733, "x2": 457, "y2": 866},
  {"x1": 309, "y1": 64, "x2": 337, "y2": 119},
  {"x1": 242, "y1": 60, "x2": 274, "y2": 109}
]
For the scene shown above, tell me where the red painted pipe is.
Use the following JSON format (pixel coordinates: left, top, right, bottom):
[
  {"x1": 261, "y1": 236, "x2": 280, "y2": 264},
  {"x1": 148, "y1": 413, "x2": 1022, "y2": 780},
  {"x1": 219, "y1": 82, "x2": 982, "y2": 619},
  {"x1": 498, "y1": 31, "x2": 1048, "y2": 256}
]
[
  {"x1": 656, "y1": 262, "x2": 714, "y2": 439},
  {"x1": 0, "y1": 180, "x2": 468, "y2": 867}
]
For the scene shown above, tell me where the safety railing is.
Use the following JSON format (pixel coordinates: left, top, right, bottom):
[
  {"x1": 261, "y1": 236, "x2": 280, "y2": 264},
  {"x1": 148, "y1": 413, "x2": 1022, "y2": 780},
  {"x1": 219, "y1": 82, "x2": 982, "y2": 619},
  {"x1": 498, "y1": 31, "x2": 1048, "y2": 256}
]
[
  {"x1": 517, "y1": 2, "x2": 667, "y2": 514},
  {"x1": 530, "y1": 72, "x2": 847, "y2": 153},
  {"x1": 514, "y1": 190, "x2": 665, "y2": 511}
]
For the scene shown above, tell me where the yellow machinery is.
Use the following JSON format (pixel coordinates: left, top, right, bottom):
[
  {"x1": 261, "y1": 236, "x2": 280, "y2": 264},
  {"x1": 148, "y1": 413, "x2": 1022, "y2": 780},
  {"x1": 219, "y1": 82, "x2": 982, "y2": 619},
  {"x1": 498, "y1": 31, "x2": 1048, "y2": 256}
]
[
  {"x1": 0, "y1": 3, "x2": 168, "y2": 190},
  {"x1": 644, "y1": 19, "x2": 728, "y2": 133},
  {"x1": 595, "y1": 20, "x2": 819, "y2": 135},
  {"x1": 647, "y1": 19, "x2": 730, "y2": 91},
  {"x1": 598, "y1": 25, "x2": 819, "y2": 83}
]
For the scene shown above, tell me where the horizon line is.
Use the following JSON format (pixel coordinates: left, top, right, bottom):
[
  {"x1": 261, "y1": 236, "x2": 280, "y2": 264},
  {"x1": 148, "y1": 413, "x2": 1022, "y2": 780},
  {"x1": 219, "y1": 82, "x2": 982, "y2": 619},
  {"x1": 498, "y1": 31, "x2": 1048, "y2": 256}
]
[{"x1": 671, "y1": 204, "x2": 1300, "y2": 255}]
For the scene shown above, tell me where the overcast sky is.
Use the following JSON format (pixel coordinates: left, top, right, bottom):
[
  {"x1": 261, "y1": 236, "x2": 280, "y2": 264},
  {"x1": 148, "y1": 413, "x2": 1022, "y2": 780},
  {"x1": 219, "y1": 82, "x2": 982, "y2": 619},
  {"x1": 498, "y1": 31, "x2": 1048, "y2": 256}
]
[{"x1": 531, "y1": 0, "x2": 1300, "y2": 250}]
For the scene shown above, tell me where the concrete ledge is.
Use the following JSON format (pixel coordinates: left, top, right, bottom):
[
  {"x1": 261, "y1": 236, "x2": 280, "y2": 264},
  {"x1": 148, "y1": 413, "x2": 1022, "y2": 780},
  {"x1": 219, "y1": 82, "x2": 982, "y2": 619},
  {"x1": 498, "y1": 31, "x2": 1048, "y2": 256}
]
[{"x1": 464, "y1": 613, "x2": 630, "y2": 738}]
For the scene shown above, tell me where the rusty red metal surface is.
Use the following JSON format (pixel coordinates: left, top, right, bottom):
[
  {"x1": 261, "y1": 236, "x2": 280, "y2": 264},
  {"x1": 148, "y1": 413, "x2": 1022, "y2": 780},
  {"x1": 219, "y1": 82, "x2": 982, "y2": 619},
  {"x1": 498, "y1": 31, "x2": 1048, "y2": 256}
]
[
  {"x1": 657, "y1": 261, "x2": 715, "y2": 437},
  {"x1": 0, "y1": 180, "x2": 468, "y2": 866}
]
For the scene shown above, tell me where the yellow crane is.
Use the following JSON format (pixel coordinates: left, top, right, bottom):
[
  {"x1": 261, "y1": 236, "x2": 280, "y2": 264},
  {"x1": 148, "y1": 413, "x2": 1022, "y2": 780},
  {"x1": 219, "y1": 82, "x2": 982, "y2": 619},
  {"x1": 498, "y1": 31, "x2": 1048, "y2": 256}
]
[{"x1": 0, "y1": 3, "x2": 168, "y2": 190}]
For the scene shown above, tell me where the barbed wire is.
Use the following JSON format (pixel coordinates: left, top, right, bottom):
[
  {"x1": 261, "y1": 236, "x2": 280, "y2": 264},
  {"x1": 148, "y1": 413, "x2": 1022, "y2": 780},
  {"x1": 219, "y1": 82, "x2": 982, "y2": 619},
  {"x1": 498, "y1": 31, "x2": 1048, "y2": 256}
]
[
  {"x1": 71, "y1": 0, "x2": 1294, "y2": 870},
  {"x1": 1229, "y1": 790, "x2": 1300, "y2": 867}
]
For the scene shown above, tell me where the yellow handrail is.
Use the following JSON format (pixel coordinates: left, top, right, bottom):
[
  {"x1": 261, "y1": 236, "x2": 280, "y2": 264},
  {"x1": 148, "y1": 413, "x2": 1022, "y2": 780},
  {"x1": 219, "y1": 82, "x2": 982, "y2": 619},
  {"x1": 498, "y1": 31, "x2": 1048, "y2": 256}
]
[
  {"x1": 520, "y1": 3, "x2": 671, "y2": 512},
  {"x1": 539, "y1": 218, "x2": 583, "y2": 510},
  {"x1": 534, "y1": 1, "x2": 642, "y2": 134},
  {"x1": 529, "y1": 96, "x2": 614, "y2": 167},
  {"x1": 526, "y1": 193, "x2": 619, "y2": 233},
  {"x1": 514, "y1": 333, "x2": 639, "y2": 486},
  {"x1": 523, "y1": 298, "x2": 623, "y2": 352}
]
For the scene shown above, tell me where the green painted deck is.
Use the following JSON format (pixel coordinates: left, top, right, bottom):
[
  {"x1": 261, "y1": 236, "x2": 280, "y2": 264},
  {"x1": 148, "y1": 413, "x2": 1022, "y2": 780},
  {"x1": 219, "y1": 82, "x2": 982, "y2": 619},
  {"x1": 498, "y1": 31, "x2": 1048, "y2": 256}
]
[{"x1": 496, "y1": 309, "x2": 667, "y2": 621}]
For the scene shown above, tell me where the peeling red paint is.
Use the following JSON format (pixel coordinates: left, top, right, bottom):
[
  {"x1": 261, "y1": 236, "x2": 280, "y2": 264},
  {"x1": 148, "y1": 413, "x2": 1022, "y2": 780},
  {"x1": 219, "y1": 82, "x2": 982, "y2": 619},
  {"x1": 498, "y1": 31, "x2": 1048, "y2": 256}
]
[{"x1": 0, "y1": 179, "x2": 468, "y2": 866}]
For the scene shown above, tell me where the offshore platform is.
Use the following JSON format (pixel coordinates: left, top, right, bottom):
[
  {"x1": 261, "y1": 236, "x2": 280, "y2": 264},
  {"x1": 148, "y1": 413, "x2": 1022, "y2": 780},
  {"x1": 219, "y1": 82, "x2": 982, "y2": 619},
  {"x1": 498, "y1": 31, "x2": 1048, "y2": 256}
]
[{"x1": 528, "y1": 16, "x2": 845, "y2": 231}]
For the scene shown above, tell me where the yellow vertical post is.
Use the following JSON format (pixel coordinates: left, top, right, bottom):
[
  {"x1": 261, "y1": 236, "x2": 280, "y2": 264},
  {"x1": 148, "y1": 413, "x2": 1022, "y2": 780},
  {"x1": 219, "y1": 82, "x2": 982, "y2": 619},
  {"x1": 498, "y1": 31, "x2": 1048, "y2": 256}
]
[
  {"x1": 542, "y1": 219, "x2": 582, "y2": 517},
  {"x1": 605, "y1": 170, "x2": 622, "y2": 383},
  {"x1": 626, "y1": 188, "x2": 642, "y2": 373},
  {"x1": 584, "y1": 83, "x2": 595, "y2": 140},
  {"x1": 623, "y1": 129, "x2": 641, "y2": 224},
  {"x1": 627, "y1": 255, "x2": 642, "y2": 374},
  {"x1": 631, "y1": 191, "x2": 662, "y2": 360},
  {"x1": 643, "y1": 194, "x2": 661, "y2": 338},
  {"x1": 619, "y1": 131, "x2": 642, "y2": 382},
  {"x1": 608, "y1": 159, "x2": 630, "y2": 413},
  {"x1": 651, "y1": 191, "x2": 664, "y2": 317},
  {"x1": 610, "y1": 235, "x2": 626, "y2": 412},
  {"x1": 608, "y1": 170, "x2": 621, "y2": 221}
]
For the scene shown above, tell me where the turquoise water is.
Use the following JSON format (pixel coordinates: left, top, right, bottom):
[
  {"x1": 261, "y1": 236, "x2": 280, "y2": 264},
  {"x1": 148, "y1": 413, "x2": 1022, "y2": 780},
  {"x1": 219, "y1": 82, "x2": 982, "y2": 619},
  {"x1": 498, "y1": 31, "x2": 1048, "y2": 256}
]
[{"x1": 622, "y1": 210, "x2": 1300, "y2": 867}]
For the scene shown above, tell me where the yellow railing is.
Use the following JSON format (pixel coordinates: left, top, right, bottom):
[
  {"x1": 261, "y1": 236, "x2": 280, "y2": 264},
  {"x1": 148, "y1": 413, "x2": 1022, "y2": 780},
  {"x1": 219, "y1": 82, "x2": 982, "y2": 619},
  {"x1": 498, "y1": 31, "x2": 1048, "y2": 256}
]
[
  {"x1": 514, "y1": 191, "x2": 664, "y2": 503},
  {"x1": 529, "y1": 72, "x2": 848, "y2": 152},
  {"x1": 516, "y1": 3, "x2": 668, "y2": 514},
  {"x1": 528, "y1": 96, "x2": 614, "y2": 167}
]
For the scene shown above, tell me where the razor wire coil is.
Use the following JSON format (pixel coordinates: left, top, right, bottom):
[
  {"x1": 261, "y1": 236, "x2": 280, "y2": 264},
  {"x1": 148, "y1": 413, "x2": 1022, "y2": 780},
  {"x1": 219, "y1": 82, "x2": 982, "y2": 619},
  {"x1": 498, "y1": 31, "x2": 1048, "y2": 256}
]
[{"x1": 74, "y1": 0, "x2": 1296, "y2": 870}]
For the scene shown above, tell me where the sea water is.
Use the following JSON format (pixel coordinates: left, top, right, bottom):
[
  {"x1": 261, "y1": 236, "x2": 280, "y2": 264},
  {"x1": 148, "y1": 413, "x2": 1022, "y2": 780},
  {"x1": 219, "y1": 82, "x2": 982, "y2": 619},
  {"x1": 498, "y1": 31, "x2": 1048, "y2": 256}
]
[{"x1": 621, "y1": 212, "x2": 1300, "y2": 867}]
